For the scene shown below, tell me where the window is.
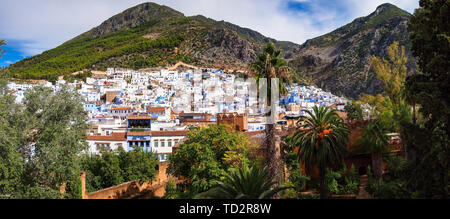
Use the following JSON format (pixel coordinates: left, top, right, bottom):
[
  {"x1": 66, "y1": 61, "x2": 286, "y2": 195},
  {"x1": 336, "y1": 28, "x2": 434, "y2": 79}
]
[
  {"x1": 161, "y1": 140, "x2": 165, "y2": 147},
  {"x1": 96, "y1": 143, "x2": 110, "y2": 151},
  {"x1": 168, "y1": 140, "x2": 172, "y2": 147},
  {"x1": 154, "y1": 140, "x2": 159, "y2": 148},
  {"x1": 174, "y1": 139, "x2": 179, "y2": 145}
]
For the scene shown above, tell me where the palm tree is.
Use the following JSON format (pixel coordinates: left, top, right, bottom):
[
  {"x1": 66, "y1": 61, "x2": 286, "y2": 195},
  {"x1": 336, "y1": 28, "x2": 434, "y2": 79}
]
[
  {"x1": 358, "y1": 119, "x2": 389, "y2": 182},
  {"x1": 0, "y1": 40, "x2": 6, "y2": 58},
  {"x1": 195, "y1": 165, "x2": 292, "y2": 199},
  {"x1": 293, "y1": 106, "x2": 350, "y2": 199},
  {"x1": 251, "y1": 43, "x2": 292, "y2": 98},
  {"x1": 250, "y1": 43, "x2": 292, "y2": 196}
]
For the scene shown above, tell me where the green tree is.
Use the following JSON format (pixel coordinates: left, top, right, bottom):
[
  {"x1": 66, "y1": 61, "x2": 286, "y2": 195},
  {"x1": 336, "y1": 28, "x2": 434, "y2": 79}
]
[
  {"x1": 20, "y1": 85, "x2": 88, "y2": 198},
  {"x1": 81, "y1": 147, "x2": 159, "y2": 192},
  {"x1": 292, "y1": 106, "x2": 350, "y2": 199},
  {"x1": 195, "y1": 166, "x2": 292, "y2": 199},
  {"x1": 0, "y1": 79, "x2": 23, "y2": 198},
  {"x1": 250, "y1": 42, "x2": 292, "y2": 195},
  {"x1": 358, "y1": 120, "x2": 390, "y2": 182},
  {"x1": 370, "y1": 41, "x2": 408, "y2": 106},
  {"x1": 370, "y1": 41, "x2": 412, "y2": 132},
  {"x1": 118, "y1": 147, "x2": 159, "y2": 184},
  {"x1": 168, "y1": 125, "x2": 255, "y2": 197},
  {"x1": 281, "y1": 135, "x2": 310, "y2": 198},
  {"x1": 0, "y1": 40, "x2": 5, "y2": 58},
  {"x1": 0, "y1": 84, "x2": 89, "y2": 199},
  {"x1": 401, "y1": 0, "x2": 449, "y2": 198},
  {"x1": 344, "y1": 101, "x2": 363, "y2": 123}
]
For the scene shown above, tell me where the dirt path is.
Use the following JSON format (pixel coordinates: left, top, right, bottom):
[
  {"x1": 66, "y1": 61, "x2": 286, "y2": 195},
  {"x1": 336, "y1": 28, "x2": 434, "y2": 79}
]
[
  {"x1": 167, "y1": 61, "x2": 199, "y2": 70},
  {"x1": 358, "y1": 175, "x2": 371, "y2": 199}
]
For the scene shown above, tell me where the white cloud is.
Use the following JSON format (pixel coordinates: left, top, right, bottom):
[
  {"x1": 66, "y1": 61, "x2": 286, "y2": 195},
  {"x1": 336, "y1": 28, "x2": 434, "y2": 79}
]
[{"x1": 0, "y1": 0, "x2": 419, "y2": 57}]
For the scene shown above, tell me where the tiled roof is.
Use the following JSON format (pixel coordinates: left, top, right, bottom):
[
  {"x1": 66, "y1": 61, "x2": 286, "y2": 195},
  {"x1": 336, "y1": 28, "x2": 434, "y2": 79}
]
[
  {"x1": 151, "y1": 130, "x2": 188, "y2": 137},
  {"x1": 127, "y1": 131, "x2": 152, "y2": 136},
  {"x1": 87, "y1": 132, "x2": 127, "y2": 141},
  {"x1": 128, "y1": 115, "x2": 157, "y2": 120},
  {"x1": 127, "y1": 130, "x2": 188, "y2": 137},
  {"x1": 182, "y1": 119, "x2": 214, "y2": 122},
  {"x1": 147, "y1": 107, "x2": 167, "y2": 112},
  {"x1": 179, "y1": 112, "x2": 213, "y2": 117},
  {"x1": 111, "y1": 107, "x2": 132, "y2": 111}
]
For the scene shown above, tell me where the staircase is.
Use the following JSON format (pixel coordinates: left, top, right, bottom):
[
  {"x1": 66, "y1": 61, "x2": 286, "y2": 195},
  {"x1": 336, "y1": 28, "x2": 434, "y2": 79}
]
[{"x1": 358, "y1": 175, "x2": 370, "y2": 199}]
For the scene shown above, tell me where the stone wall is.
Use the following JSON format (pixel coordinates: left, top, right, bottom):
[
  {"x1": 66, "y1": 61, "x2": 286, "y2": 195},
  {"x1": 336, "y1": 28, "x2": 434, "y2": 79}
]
[{"x1": 81, "y1": 162, "x2": 172, "y2": 199}]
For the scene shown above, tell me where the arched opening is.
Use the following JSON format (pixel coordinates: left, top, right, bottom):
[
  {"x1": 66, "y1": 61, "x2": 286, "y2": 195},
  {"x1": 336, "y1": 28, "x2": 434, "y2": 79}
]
[{"x1": 358, "y1": 166, "x2": 367, "y2": 175}]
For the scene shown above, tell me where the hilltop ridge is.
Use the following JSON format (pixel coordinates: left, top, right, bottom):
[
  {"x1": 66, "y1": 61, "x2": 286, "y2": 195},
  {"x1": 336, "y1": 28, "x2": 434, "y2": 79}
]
[
  {"x1": 288, "y1": 2, "x2": 415, "y2": 98},
  {"x1": 3, "y1": 2, "x2": 416, "y2": 98}
]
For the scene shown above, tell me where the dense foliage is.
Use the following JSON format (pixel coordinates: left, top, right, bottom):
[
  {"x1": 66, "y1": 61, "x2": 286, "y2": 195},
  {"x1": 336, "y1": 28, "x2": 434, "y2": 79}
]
[
  {"x1": 64, "y1": 71, "x2": 93, "y2": 83},
  {"x1": 344, "y1": 101, "x2": 363, "y2": 123},
  {"x1": 395, "y1": 0, "x2": 450, "y2": 198},
  {"x1": 280, "y1": 136, "x2": 310, "y2": 198},
  {"x1": 362, "y1": 0, "x2": 449, "y2": 198},
  {"x1": 292, "y1": 106, "x2": 350, "y2": 198},
  {"x1": 195, "y1": 165, "x2": 292, "y2": 199},
  {"x1": 0, "y1": 40, "x2": 5, "y2": 59},
  {"x1": 81, "y1": 147, "x2": 159, "y2": 192},
  {"x1": 357, "y1": 120, "x2": 390, "y2": 181},
  {"x1": 0, "y1": 83, "x2": 88, "y2": 199},
  {"x1": 168, "y1": 125, "x2": 259, "y2": 198},
  {"x1": 370, "y1": 41, "x2": 412, "y2": 129}
]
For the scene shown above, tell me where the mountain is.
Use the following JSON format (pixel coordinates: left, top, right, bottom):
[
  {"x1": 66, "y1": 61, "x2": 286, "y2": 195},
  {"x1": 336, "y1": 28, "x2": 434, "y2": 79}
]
[
  {"x1": 288, "y1": 3, "x2": 415, "y2": 98},
  {"x1": 3, "y1": 2, "x2": 297, "y2": 79},
  {"x1": 3, "y1": 2, "x2": 415, "y2": 99}
]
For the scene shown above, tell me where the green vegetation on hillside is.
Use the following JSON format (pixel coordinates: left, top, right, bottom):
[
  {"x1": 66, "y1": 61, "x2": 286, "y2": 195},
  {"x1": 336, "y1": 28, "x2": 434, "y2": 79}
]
[
  {"x1": 5, "y1": 20, "x2": 192, "y2": 79},
  {"x1": 306, "y1": 3, "x2": 411, "y2": 48},
  {"x1": 3, "y1": 2, "x2": 297, "y2": 80},
  {"x1": 362, "y1": 4, "x2": 411, "y2": 30}
]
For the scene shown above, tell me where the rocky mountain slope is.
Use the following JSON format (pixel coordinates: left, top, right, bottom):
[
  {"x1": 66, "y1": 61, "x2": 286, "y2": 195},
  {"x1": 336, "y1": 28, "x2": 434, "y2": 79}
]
[
  {"x1": 288, "y1": 3, "x2": 415, "y2": 98},
  {"x1": 3, "y1": 2, "x2": 296, "y2": 79},
  {"x1": 3, "y1": 2, "x2": 415, "y2": 98}
]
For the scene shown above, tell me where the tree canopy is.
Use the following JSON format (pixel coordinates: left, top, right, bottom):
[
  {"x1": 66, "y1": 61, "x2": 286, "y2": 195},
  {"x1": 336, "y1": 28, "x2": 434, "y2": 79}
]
[
  {"x1": 400, "y1": 0, "x2": 449, "y2": 198},
  {"x1": 292, "y1": 106, "x2": 350, "y2": 198},
  {"x1": 0, "y1": 83, "x2": 88, "y2": 199},
  {"x1": 168, "y1": 125, "x2": 259, "y2": 197},
  {"x1": 81, "y1": 147, "x2": 159, "y2": 192},
  {"x1": 0, "y1": 40, "x2": 5, "y2": 59},
  {"x1": 195, "y1": 165, "x2": 292, "y2": 199}
]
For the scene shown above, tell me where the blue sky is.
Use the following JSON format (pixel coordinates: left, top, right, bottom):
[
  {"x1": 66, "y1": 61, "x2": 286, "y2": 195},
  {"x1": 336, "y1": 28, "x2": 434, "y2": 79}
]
[{"x1": 0, "y1": 0, "x2": 419, "y2": 68}]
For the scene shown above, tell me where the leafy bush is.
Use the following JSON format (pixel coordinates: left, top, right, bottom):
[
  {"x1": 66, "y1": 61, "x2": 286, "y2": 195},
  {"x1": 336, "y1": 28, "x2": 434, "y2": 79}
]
[
  {"x1": 163, "y1": 179, "x2": 181, "y2": 199},
  {"x1": 325, "y1": 171, "x2": 341, "y2": 194},
  {"x1": 81, "y1": 147, "x2": 159, "y2": 192},
  {"x1": 168, "y1": 125, "x2": 257, "y2": 197},
  {"x1": 337, "y1": 165, "x2": 359, "y2": 195}
]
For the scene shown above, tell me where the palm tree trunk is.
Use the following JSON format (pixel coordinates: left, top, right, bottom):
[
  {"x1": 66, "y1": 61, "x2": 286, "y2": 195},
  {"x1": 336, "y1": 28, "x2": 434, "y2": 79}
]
[
  {"x1": 265, "y1": 123, "x2": 281, "y2": 199},
  {"x1": 372, "y1": 152, "x2": 383, "y2": 182},
  {"x1": 319, "y1": 166, "x2": 326, "y2": 199}
]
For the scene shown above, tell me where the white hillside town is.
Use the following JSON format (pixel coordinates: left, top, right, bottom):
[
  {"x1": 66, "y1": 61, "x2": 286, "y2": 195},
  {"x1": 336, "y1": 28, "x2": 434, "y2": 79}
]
[{"x1": 7, "y1": 66, "x2": 349, "y2": 162}]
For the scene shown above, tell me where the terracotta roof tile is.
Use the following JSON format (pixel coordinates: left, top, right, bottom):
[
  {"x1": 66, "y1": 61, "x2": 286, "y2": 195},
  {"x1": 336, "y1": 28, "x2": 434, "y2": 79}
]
[
  {"x1": 87, "y1": 132, "x2": 127, "y2": 141},
  {"x1": 151, "y1": 130, "x2": 188, "y2": 137},
  {"x1": 147, "y1": 107, "x2": 167, "y2": 112}
]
